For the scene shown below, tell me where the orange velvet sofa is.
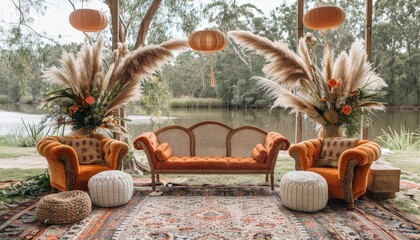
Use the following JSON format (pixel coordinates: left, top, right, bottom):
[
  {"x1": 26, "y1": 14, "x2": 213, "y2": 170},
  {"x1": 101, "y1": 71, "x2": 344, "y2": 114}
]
[
  {"x1": 133, "y1": 121, "x2": 290, "y2": 190},
  {"x1": 37, "y1": 134, "x2": 129, "y2": 192},
  {"x1": 288, "y1": 138, "x2": 381, "y2": 210}
]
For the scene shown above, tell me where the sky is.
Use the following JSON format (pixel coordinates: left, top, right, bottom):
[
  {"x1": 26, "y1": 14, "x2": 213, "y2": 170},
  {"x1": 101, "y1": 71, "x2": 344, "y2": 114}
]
[{"x1": 0, "y1": 0, "x2": 281, "y2": 44}]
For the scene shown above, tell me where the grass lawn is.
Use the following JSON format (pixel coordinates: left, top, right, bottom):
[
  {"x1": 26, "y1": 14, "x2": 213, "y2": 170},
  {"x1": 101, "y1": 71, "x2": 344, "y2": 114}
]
[{"x1": 0, "y1": 168, "x2": 46, "y2": 181}]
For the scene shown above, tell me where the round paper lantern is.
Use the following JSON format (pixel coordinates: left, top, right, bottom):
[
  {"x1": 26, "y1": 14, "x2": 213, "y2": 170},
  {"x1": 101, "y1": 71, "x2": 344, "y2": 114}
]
[
  {"x1": 188, "y1": 30, "x2": 228, "y2": 88},
  {"x1": 188, "y1": 30, "x2": 228, "y2": 53},
  {"x1": 69, "y1": 9, "x2": 108, "y2": 32},
  {"x1": 303, "y1": 6, "x2": 346, "y2": 30}
]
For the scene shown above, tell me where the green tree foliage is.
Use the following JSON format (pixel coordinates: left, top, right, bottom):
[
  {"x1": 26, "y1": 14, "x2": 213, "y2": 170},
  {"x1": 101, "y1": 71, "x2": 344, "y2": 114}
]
[
  {"x1": 0, "y1": 0, "x2": 418, "y2": 107},
  {"x1": 373, "y1": 0, "x2": 419, "y2": 105},
  {"x1": 140, "y1": 75, "x2": 171, "y2": 118}
]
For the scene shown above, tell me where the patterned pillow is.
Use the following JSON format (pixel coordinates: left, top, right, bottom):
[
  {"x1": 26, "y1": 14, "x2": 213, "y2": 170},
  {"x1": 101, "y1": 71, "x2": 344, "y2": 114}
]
[
  {"x1": 155, "y1": 143, "x2": 173, "y2": 161},
  {"x1": 61, "y1": 138, "x2": 104, "y2": 165},
  {"x1": 252, "y1": 143, "x2": 268, "y2": 163},
  {"x1": 313, "y1": 137, "x2": 359, "y2": 168}
]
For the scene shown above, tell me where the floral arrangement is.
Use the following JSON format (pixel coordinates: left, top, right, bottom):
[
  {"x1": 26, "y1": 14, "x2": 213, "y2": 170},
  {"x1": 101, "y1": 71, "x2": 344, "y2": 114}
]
[
  {"x1": 41, "y1": 35, "x2": 188, "y2": 135},
  {"x1": 228, "y1": 31, "x2": 388, "y2": 137}
]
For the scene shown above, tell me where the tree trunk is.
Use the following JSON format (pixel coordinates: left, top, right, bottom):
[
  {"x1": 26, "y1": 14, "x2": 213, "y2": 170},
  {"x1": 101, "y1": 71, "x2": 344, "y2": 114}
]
[
  {"x1": 106, "y1": 0, "x2": 164, "y2": 174},
  {"x1": 134, "y1": 0, "x2": 162, "y2": 49}
]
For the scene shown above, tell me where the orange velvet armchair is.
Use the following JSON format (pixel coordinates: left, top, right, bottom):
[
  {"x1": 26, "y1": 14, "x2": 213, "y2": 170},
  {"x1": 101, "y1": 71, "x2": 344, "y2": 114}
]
[
  {"x1": 37, "y1": 134, "x2": 129, "y2": 192},
  {"x1": 288, "y1": 138, "x2": 381, "y2": 210}
]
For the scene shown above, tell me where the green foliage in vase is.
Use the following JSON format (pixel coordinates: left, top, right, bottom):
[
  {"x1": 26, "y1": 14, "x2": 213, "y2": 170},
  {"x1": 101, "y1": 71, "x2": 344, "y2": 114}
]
[
  {"x1": 40, "y1": 36, "x2": 189, "y2": 135},
  {"x1": 228, "y1": 31, "x2": 388, "y2": 137}
]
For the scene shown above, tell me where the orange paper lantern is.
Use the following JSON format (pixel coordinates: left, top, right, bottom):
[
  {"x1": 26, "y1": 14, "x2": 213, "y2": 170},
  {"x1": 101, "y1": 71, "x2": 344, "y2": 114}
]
[
  {"x1": 188, "y1": 30, "x2": 228, "y2": 53},
  {"x1": 69, "y1": 9, "x2": 108, "y2": 32},
  {"x1": 303, "y1": 6, "x2": 346, "y2": 30},
  {"x1": 188, "y1": 30, "x2": 228, "y2": 88}
]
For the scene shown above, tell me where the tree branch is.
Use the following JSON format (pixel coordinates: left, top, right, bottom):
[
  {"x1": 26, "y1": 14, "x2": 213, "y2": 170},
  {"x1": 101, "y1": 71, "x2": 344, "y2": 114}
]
[{"x1": 134, "y1": 0, "x2": 162, "y2": 49}]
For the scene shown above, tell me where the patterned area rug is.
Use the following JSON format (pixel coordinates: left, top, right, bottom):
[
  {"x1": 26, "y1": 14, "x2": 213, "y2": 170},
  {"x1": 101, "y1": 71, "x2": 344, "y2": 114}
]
[{"x1": 0, "y1": 187, "x2": 419, "y2": 239}]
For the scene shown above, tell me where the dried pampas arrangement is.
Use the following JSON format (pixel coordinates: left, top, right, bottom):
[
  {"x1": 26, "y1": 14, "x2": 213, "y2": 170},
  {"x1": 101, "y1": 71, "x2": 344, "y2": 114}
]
[
  {"x1": 228, "y1": 30, "x2": 388, "y2": 137},
  {"x1": 41, "y1": 35, "x2": 189, "y2": 134}
]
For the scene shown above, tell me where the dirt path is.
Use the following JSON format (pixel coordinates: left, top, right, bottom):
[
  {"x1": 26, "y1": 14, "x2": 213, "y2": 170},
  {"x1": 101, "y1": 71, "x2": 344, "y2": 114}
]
[{"x1": 0, "y1": 147, "x2": 47, "y2": 169}]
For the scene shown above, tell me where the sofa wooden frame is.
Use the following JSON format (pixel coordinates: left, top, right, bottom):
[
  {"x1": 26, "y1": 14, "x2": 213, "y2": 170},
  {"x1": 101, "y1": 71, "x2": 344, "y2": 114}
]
[{"x1": 133, "y1": 121, "x2": 290, "y2": 190}]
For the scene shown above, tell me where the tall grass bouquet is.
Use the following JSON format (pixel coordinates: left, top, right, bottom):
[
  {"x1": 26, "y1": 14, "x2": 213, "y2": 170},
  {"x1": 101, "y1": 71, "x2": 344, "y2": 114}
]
[
  {"x1": 228, "y1": 31, "x2": 388, "y2": 137},
  {"x1": 41, "y1": 36, "x2": 188, "y2": 135}
]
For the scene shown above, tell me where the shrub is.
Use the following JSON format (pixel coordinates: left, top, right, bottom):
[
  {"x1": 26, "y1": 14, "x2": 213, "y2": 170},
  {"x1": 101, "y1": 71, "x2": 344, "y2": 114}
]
[
  {"x1": 0, "y1": 170, "x2": 51, "y2": 204},
  {"x1": 376, "y1": 126, "x2": 420, "y2": 151}
]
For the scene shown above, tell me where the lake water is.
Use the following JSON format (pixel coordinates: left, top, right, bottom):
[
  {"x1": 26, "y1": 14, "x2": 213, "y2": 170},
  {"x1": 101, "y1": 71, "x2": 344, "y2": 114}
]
[{"x1": 0, "y1": 104, "x2": 419, "y2": 143}]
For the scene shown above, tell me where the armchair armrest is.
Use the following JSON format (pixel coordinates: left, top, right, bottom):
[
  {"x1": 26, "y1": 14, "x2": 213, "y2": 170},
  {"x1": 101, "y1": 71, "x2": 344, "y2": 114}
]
[
  {"x1": 288, "y1": 139, "x2": 323, "y2": 170},
  {"x1": 37, "y1": 137, "x2": 80, "y2": 176},
  {"x1": 133, "y1": 132, "x2": 160, "y2": 169},
  {"x1": 338, "y1": 141, "x2": 381, "y2": 180},
  {"x1": 264, "y1": 132, "x2": 290, "y2": 169},
  {"x1": 102, "y1": 138, "x2": 129, "y2": 169}
]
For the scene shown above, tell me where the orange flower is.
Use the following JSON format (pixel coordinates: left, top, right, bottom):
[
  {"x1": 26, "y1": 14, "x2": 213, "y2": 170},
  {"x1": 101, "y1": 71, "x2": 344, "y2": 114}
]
[
  {"x1": 69, "y1": 105, "x2": 79, "y2": 114},
  {"x1": 342, "y1": 105, "x2": 352, "y2": 115},
  {"x1": 349, "y1": 91, "x2": 357, "y2": 97},
  {"x1": 319, "y1": 97, "x2": 327, "y2": 102},
  {"x1": 85, "y1": 96, "x2": 95, "y2": 105},
  {"x1": 327, "y1": 79, "x2": 341, "y2": 88}
]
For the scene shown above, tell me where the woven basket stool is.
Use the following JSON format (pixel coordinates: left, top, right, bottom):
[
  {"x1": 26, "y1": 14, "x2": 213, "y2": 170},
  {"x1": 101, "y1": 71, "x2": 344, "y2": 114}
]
[
  {"x1": 88, "y1": 170, "x2": 133, "y2": 207},
  {"x1": 36, "y1": 190, "x2": 91, "y2": 224},
  {"x1": 279, "y1": 171, "x2": 328, "y2": 212}
]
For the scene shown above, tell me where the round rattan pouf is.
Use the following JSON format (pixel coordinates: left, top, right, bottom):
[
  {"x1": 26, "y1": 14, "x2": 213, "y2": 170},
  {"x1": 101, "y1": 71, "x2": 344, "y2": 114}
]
[
  {"x1": 88, "y1": 170, "x2": 133, "y2": 207},
  {"x1": 36, "y1": 190, "x2": 91, "y2": 224},
  {"x1": 279, "y1": 171, "x2": 328, "y2": 212}
]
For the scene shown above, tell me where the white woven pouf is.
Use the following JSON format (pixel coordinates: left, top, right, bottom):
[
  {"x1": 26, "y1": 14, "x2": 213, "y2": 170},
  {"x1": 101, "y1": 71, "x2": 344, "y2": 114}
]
[
  {"x1": 279, "y1": 171, "x2": 328, "y2": 212},
  {"x1": 88, "y1": 170, "x2": 133, "y2": 207}
]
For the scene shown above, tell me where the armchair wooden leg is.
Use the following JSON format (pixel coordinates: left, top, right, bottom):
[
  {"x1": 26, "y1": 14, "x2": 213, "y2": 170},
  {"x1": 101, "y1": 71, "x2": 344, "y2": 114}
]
[
  {"x1": 270, "y1": 172, "x2": 274, "y2": 190},
  {"x1": 151, "y1": 171, "x2": 156, "y2": 191},
  {"x1": 265, "y1": 174, "x2": 269, "y2": 182},
  {"x1": 346, "y1": 200, "x2": 355, "y2": 211},
  {"x1": 156, "y1": 174, "x2": 160, "y2": 182}
]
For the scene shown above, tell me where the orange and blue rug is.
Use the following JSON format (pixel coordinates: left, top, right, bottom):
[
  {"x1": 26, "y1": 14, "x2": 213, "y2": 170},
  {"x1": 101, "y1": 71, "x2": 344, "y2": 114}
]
[{"x1": 0, "y1": 187, "x2": 419, "y2": 239}]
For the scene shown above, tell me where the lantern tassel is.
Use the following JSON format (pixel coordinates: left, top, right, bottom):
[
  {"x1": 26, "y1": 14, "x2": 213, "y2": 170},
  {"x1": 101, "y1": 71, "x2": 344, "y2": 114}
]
[
  {"x1": 207, "y1": 53, "x2": 215, "y2": 88},
  {"x1": 210, "y1": 64, "x2": 215, "y2": 88}
]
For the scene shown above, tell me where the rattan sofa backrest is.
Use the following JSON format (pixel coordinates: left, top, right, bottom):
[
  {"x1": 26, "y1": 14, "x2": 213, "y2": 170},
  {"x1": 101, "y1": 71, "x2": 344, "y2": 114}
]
[{"x1": 154, "y1": 121, "x2": 268, "y2": 157}]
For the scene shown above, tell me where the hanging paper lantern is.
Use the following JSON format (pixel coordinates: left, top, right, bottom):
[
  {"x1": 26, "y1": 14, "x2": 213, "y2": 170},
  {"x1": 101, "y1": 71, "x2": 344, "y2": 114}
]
[
  {"x1": 69, "y1": 9, "x2": 108, "y2": 32},
  {"x1": 188, "y1": 30, "x2": 228, "y2": 87},
  {"x1": 303, "y1": 6, "x2": 346, "y2": 30}
]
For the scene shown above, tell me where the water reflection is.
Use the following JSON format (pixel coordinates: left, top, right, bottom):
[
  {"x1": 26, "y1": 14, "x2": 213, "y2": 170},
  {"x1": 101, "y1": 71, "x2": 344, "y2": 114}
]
[{"x1": 1, "y1": 104, "x2": 419, "y2": 143}]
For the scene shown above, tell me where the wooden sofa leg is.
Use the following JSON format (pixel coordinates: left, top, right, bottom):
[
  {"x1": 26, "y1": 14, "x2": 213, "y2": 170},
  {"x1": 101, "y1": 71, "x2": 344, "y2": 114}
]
[
  {"x1": 265, "y1": 174, "x2": 269, "y2": 182},
  {"x1": 151, "y1": 172, "x2": 156, "y2": 191},
  {"x1": 270, "y1": 173, "x2": 274, "y2": 190},
  {"x1": 156, "y1": 174, "x2": 160, "y2": 182}
]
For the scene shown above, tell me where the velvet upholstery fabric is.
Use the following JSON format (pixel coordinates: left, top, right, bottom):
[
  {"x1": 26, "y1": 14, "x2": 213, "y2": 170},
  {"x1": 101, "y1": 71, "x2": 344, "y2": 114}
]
[
  {"x1": 252, "y1": 143, "x2": 268, "y2": 163},
  {"x1": 37, "y1": 134, "x2": 129, "y2": 192},
  {"x1": 288, "y1": 139, "x2": 381, "y2": 203}
]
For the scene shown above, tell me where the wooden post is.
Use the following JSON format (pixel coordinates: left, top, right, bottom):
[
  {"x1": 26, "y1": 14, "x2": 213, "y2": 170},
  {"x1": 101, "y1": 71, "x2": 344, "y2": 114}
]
[
  {"x1": 295, "y1": 0, "x2": 304, "y2": 143},
  {"x1": 109, "y1": 0, "x2": 127, "y2": 137},
  {"x1": 362, "y1": 0, "x2": 372, "y2": 139}
]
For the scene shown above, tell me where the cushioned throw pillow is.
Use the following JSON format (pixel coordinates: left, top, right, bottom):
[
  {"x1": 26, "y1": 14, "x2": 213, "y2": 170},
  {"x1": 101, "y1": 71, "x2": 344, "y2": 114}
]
[
  {"x1": 61, "y1": 138, "x2": 103, "y2": 165},
  {"x1": 252, "y1": 143, "x2": 268, "y2": 163},
  {"x1": 155, "y1": 143, "x2": 172, "y2": 161},
  {"x1": 313, "y1": 137, "x2": 359, "y2": 168}
]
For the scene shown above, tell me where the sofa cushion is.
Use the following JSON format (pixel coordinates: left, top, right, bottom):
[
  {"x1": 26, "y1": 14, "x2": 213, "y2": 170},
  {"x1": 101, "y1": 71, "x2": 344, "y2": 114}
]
[
  {"x1": 252, "y1": 143, "x2": 268, "y2": 163},
  {"x1": 155, "y1": 143, "x2": 173, "y2": 161},
  {"x1": 61, "y1": 138, "x2": 103, "y2": 165},
  {"x1": 314, "y1": 137, "x2": 359, "y2": 168}
]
